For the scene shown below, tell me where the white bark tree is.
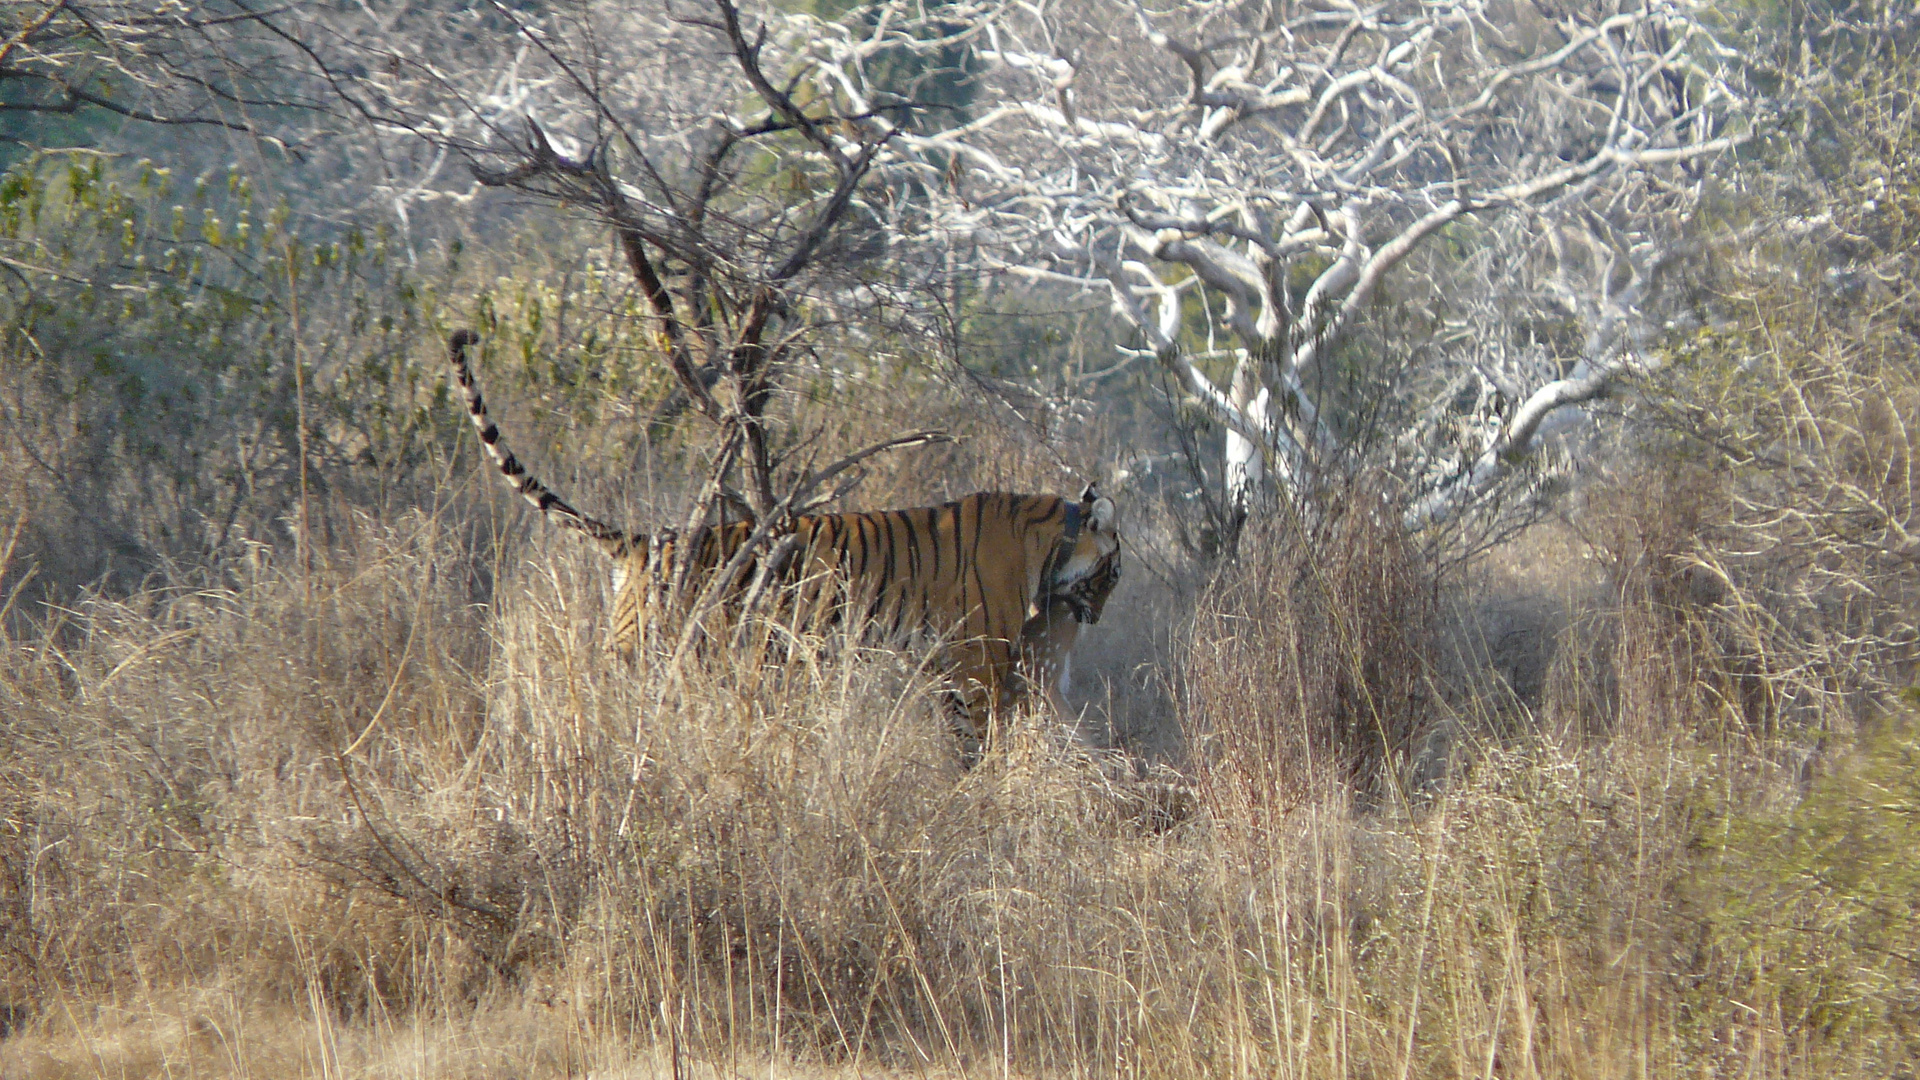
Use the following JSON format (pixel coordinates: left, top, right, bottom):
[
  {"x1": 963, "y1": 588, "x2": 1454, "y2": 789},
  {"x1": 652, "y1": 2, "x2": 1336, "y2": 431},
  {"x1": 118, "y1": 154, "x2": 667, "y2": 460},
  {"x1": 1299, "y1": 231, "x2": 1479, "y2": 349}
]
[
  {"x1": 799, "y1": 0, "x2": 1751, "y2": 533},
  {"x1": 279, "y1": 0, "x2": 1750, "y2": 539}
]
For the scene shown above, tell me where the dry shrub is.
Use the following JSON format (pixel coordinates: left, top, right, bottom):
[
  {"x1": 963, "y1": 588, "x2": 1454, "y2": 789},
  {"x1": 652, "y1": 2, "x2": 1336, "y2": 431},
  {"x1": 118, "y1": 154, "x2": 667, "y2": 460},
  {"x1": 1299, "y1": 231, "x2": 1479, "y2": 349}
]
[
  {"x1": 1540, "y1": 459, "x2": 1746, "y2": 742},
  {"x1": 1187, "y1": 485, "x2": 1438, "y2": 814},
  {"x1": 0, "y1": 509, "x2": 497, "y2": 1021},
  {"x1": 4, "y1": 463, "x2": 1909, "y2": 1078},
  {"x1": 1699, "y1": 356, "x2": 1920, "y2": 735},
  {"x1": 1549, "y1": 357, "x2": 1920, "y2": 747},
  {"x1": 1619, "y1": 50, "x2": 1920, "y2": 744}
]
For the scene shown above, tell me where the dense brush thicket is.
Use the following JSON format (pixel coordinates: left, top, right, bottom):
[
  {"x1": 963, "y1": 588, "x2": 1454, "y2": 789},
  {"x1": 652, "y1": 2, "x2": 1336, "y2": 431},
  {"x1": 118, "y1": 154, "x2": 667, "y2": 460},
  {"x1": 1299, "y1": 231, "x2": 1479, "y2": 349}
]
[{"x1": 5, "y1": 12, "x2": 1920, "y2": 1080}]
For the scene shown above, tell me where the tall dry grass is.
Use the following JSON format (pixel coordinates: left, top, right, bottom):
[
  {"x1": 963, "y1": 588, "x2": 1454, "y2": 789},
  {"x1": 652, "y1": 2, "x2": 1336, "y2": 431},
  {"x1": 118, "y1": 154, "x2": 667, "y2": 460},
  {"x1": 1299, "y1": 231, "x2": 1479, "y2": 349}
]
[
  {"x1": 4, "y1": 470, "x2": 1909, "y2": 1079},
  {"x1": 1186, "y1": 486, "x2": 1438, "y2": 816}
]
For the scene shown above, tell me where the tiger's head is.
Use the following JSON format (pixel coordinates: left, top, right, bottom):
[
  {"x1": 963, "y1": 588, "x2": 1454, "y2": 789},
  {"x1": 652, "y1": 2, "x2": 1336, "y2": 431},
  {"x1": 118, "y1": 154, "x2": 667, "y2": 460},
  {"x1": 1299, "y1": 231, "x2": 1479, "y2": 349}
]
[{"x1": 1042, "y1": 485, "x2": 1121, "y2": 625}]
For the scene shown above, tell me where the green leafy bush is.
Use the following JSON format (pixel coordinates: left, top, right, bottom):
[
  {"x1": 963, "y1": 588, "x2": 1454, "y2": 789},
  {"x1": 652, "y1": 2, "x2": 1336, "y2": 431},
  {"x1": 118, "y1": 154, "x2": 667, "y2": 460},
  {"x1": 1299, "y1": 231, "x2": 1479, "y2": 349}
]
[{"x1": 1695, "y1": 700, "x2": 1920, "y2": 1064}]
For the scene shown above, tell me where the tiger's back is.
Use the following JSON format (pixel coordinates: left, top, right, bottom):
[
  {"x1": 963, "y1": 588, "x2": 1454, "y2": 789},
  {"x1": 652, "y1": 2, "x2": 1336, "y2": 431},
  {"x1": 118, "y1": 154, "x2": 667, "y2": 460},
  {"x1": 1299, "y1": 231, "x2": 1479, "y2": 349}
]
[{"x1": 609, "y1": 491, "x2": 1120, "y2": 734}]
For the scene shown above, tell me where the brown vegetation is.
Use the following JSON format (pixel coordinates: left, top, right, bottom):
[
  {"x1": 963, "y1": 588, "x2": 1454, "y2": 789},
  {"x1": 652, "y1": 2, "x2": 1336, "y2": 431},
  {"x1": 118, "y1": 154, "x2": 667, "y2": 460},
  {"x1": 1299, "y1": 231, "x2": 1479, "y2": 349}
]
[
  {"x1": 5, "y1": 7, "x2": 1920, "y2": 1078},
  {"x1": 4, "y1": 392, "x2": 1917, "y2": 1077}
]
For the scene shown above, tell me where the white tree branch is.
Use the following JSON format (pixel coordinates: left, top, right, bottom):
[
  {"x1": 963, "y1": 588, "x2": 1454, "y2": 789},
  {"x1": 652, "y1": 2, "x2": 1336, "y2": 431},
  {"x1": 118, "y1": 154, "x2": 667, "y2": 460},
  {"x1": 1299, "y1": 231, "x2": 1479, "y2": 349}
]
[{"x1": 835, "y1": 0, "x2": 1747, "y2": 521}]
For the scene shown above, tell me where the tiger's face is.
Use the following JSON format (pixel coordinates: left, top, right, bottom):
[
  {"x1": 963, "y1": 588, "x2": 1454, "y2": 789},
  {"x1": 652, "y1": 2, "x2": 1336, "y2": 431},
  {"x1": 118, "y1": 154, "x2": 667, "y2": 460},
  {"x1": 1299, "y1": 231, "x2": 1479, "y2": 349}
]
[
  {"x1": 1042, "y1": 489, "x2": 1120, "y2": 625},
  {"x1": 1015, "y1": 492, "x2": 1120, "y2": 729}
]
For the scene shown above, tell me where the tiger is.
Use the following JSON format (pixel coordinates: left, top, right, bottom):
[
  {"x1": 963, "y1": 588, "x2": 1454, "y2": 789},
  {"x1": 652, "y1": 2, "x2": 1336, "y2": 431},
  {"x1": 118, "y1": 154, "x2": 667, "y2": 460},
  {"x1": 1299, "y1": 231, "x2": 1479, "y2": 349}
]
[
  {"x1": 446, "y1": 330, "x2": 1120, "y2": 746},
  {"x1": 1016, "y1": 541, "x2": 1123, "y2": 725}
]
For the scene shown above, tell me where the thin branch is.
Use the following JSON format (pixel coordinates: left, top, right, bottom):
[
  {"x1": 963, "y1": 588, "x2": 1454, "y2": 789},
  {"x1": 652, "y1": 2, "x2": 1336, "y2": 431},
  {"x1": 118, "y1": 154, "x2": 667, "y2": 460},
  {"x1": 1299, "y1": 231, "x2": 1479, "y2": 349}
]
[{"x1": 0, "y1": 0, "x2": 68, "y2": 71}]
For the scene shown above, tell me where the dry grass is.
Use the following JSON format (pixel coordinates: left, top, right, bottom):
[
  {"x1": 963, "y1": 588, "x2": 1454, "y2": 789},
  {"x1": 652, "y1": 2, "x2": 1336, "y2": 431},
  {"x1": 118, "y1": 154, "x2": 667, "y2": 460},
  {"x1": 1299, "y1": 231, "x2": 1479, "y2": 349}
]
[
  {"x1": 3, "y1": 472, "x2": 1908, "y2": 1079},
  {"x1": 9, "y1": 81, "x2": 1920, "y2": 1072},
  {"x1": 1187, "y1": 486, "x2": 1439, "y2": 813}
]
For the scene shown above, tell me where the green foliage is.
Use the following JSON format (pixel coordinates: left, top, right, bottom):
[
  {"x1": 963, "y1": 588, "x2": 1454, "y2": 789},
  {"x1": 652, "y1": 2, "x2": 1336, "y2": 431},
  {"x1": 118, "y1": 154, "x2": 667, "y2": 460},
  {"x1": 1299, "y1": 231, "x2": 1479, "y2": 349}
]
[
  {"x1": 1695, "y1": 705, "x2": 1920, "y2": 1059},
  {"x1": 0, "y1": 152, "x2": 451, "y2": 586},
  {"x1": 463, "y1": 259, "x2": 677, "y2": 447},
  {"x1": 0, "y1": 149, "x2": 713, "y2": 598}
]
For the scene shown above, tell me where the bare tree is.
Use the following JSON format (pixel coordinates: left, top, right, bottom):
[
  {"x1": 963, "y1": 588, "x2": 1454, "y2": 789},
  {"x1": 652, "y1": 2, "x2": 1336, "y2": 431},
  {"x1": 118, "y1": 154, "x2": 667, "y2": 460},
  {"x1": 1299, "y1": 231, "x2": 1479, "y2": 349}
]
[
  {"x1": 0, "y1": 1, "x2": 314, "y2": 146},
  {"x1": 789, "y1": 0, "x2": 1750, "y2": 534},
  {"x1": 282, "y1": 0, "x2": 972, "y2": 599},
  {"x1": 276, "y1": 0, "x2": 1748, "y2": 545}
]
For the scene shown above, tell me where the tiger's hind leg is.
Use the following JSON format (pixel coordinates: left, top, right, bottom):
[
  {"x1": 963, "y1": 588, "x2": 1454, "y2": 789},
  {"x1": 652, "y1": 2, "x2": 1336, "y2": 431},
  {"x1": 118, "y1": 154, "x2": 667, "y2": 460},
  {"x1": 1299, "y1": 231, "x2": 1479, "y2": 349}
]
[
  {"x1": 942, "y1": 601, "x2": 1088, "y2": 767},
  {"x1": 943, "y1": 678, "x2": 999, "y2": 770}
]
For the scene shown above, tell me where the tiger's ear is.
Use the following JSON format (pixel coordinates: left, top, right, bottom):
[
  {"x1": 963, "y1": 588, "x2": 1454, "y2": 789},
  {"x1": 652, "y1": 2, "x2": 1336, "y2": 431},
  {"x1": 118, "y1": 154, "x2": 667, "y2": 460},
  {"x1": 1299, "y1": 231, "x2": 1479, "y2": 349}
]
[{"x1": 1087, "y1": 490, "x2": 1116, "y2": 533}]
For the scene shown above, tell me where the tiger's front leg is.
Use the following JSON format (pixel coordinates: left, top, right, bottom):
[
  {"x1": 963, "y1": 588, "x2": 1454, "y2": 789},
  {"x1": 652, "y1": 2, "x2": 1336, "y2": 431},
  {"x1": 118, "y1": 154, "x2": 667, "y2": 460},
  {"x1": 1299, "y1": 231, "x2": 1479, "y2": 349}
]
[{"x1": 1018, "y1": 597, "x2": 1082, "y2": 727}]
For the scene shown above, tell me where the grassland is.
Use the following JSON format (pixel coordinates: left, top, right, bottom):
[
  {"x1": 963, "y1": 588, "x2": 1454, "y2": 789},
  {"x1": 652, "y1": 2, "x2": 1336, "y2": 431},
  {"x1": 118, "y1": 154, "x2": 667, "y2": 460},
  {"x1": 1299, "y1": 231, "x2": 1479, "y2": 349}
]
[
  {"x1": 6, "y1": 53, "x2": 1920, "y2": 1074},
  {"x1": 3, "y1": 431, "x2": 1915, "y2": 1079}
]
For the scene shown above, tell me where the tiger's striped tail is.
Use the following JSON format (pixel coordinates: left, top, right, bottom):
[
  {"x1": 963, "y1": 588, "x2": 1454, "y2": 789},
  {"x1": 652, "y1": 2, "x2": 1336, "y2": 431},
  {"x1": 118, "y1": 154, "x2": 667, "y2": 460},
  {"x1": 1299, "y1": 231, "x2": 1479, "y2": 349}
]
[{"x1": 448, "y1": 330, "x2": 631, "y2": 555}]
